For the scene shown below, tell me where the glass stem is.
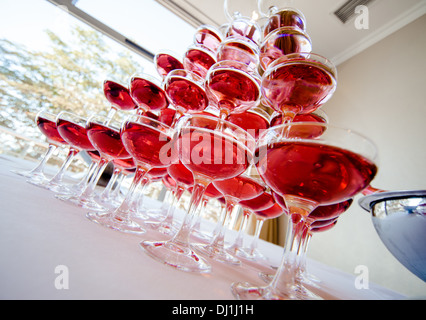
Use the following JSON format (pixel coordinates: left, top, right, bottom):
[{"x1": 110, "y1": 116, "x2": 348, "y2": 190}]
[
  {"x1": 113, "y1": 165, "x2": 148, "y2": 220},
  {"x1": 29, "y1": 144, "x2": 57, "y2": 176},
  {"x1": 209, "y1": 198, "x2": 234, "y2": 248},
  {"x1": 249, "y1": 217, "x2": 265, "y2": 255},
  {"x1": 71, "y1": 160, "x2": 98, "y2": 195},
  {"x1": 48, "y1": 148, "x2": 79, "y2": 185},
  {"x1": 170, "y1": 178, "x2": 208, "y2": 246},
  {"x1": 104, "y1": 107, "x2": 117, "y2": 124},
  {"x1": 229, "y1": 209, "x2": 251, "y2": 251},
  {"x1": 99, "y1": 167, "x2": 122, "y2": 200},
  {"x1": 268, "y1": 214, "x2": 305, "y2": 295},
  {"x1": 78, "y1": 157, "x2": 109, "y2": 200},
  {"x1": 297, "y1": 224, "x2": 312, "y2": 276},
  {"x1": 160, "y1": 185, "x2": 185, "y2": 226}
]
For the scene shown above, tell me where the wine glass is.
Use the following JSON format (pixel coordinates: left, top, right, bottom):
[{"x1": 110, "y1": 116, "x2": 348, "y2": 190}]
[
  {"x1": 216, "y1": 36, "x2": 260, "y2": 72},
  {"x1": 129, "y1": 73, "x2": 170, "y2": 115},
  {"x1": 226, "y1": 106, "x2": 270, "y2": 139},
  {"x1": 261, "y1": 52, "x2": 337, "y2": 123},
  {"x1": 183, "y1": 44, "x2": 217, "y2": 79},
  {"x1": 193, "y1": 24, "x2": 224, "y2": 54},
  {"x1": 33, "y1": 111, "x2": 96, "y2": 193},
  {"x1": 205, "y1": 60, "x2": 261, "y2": 120},
  {"x1": 86, "y1": 114, "x2": 174, "y2": 234},
  {"x1": 13, "y1": 109, "x2": 68, "y2": 183},
  {"x1": 196, "y1": 167, "x2": 266, "y2": 265},
  {"x1": 154, "y1": 50, "x2": 184, "y2": 79},
  {"x1": 56, "y1": 114, "x2": 132, "y2": 210},
  {"x1": 231, "y1": 122, "x2": 378, "y2": 300},
  {"x1": 103, "y1": 79, "x2": 138, "y2": 122},
  {"x1": 139, "y1": 114, "x2": 255, "y2": 273},
  {"x1": 163, "y1": 69, "x2": 209, "y2": 123}
]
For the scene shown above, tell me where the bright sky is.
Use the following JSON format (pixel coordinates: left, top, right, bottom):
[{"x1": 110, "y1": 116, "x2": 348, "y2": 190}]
[{"x1": 0, "y1": 0, "x2": 196, "y2": 78}]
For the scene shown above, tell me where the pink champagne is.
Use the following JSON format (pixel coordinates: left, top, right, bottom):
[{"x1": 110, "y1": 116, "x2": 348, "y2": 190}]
[
  {"x1": 239, "y1": 191, "x2": 276, "y2": 212},
  {"x1": 263, "y1": 9, "x2": 306, "y2": 36},
  {"x1": 306, "y1": 199, "x2": 353, "y2": 224},
  {"x1": 155, "y1": 53, "x2": 184, "y2": 78},
  {"x1": 86, "y1": 122, "x2": 130, "y2": 159},
  {"x1": 255, "y1": 202, "x2": 284, "y2": 219},
  {"x1": 57, "y1": 118, "x2": 95, "y2": 151},
  {"x1": 310, "y1": 220, "x2": 338, "y2": 233},
  {"x1": 87, "y1": 150, "x2": 100, "y2": 162},
  {"x1": 148, "y1": 167, "x2": 168, "y2": 178},
  {"x1": 162, "y1": 174, "x2": 177, "y2": 190},
  {"x1": 227, "y1": 110, "x2": 269, "y2": 139},
  {"x1": 194, "y1": 26, "x2": 223, "y2": 53},
  {"x1": 113, "y1": 157, "x2": 135, "y2": 170},
  {"x1": 256, "y1": 141, "x2": 377, "y2": 208},
  {"x1": 178, "y1": 127, "x2": 250, "y2": 181},
  {"x1": 183, "y1": 47, "x2": 216, "y2": 78},
  {"x1": 165, "y1": 74, "x2": 208, "y2": 113},
  {"x1": 121, "y1": 121, "x2": 172, "y2": 168},
  {"x1": 167, "y1": 160, "x2": 194, "y2": 187},
  {"x1": 213, "y1": 175, "x2": 265, "y2": 202},
  {"x1": 103, "y1": 80, "x2": 137, "y2": 111},
  {"x1": 206, "y1": 68, "x2": 260, "y2": 115},
  {"x1": 130, "y1": 77, "x2": 169, "y2": 111},
  {"x1": 262, "y1": 59, "x2": 335, "y2": 116},
  {"x1": 204, "y1": 183, "x2": 222, "y2": 199},
  {"x1": 158, "y1": 108, "x2": 177, "y2": 127},
  {"x1": 37, "y1": 116, "x2": 67, "y2": 145}
]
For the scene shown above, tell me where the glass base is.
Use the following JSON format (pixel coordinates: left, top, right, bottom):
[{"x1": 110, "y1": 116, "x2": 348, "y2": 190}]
[
  {"x1": 231, "y1": 281, "x2": 323, "y2": 300},
  {"x1": 86, "y1": 211, "x2": 146, "y2": 234},
  {"x1": 56, "y1": 194, "x2": 106, "y2": 211},
  {"x1": 140, "y1": 239, "x2": 211, "y2": 273},
  {"x1": 193, "y1": 243, "x2": 241, "y2": 266}
]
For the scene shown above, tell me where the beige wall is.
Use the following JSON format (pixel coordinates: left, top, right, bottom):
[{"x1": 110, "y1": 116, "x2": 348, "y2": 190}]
[{"x1": 307, "y1": 15, "x2": 426, "y2": 297}]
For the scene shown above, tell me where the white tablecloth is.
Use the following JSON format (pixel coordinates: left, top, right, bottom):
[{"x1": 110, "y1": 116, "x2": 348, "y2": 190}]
[{"x1": 0, "y1": 155, "x2": 405, "y2": 300}]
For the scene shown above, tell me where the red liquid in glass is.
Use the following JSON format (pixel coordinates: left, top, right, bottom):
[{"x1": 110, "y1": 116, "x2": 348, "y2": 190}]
[
  {"x1": 168, "y1": 161, "x2": 194, "y2": 187},
  {"x1": 158, "y1": 108, "x2": 177, "y2": 127},
  {"x1": 155, "y1": 53, "x2": 184, "y2": 78},
  {"x1": 113, "y1": 157, "x2": 136, "y2": 170},
  {"x1": 130, "y1": 77, "x2": 169, "y2": 111},
  {"x1": 213, "y1": 175, "x2": 265, "y2": 202},
  {"x1": 121, "y1": 122, "x2": 172, "y2": 168},
  {"x1": 306, "y1": 199, "x2": 353, "y2": 223},
  {"x1": 206, "y1": 68, "x2": 259, "y2": 114},
  {"x1": 87, "y1": 122, "x2": 130, "y2": 159},
  {"x1": 264, "y1": 10, "x2": 306, "y2": 36},
  {"x1": 87, "y1": 150, "x2": 101, "y2": 162},
  {"x1": 227, "y1": 111, "x2": 269, "y2": 139},
  {"x1": 194, "y1": 27, "x2": 222, "y2": 53},
  {"x1": 256, "y1": 141, "x2": 377, "y2": 207},
  {"x1": 162, "y1": 174, "x2": 177, "y2": 190},
  {"x1": 255, "y1": 202, "x2": 284, "y2": 219},
  {"x1": 204, "y1": 183, "x2": 222, "y2": 199},
  {"x1": 310, "y1": 219, "x2": 338, "y2": 232},
  {"x1": 165, "y1": 75, "x2": 208, "y2": 113},
  {"x1": 183, "y1": 48, "x2": 216, "y2": 78},
  {"x1": 37, "y1": 116, "x2": 67, "y2": 145},
  {"x1": 148, "y1": 167, "x2": 168, "y2": 178},
  {"x1": 178, "y1": 127, "x2": 250, "y2": 181},
  {"x1": 262, "y1": 61, "x2": 335, "y2": 116},
  {"x1": 103, "y1": 80, "x2": 137, "y2": 111},
  {"x1": 239, "y1": 191, "x2": 275, "y2": 212},
  {"x1": 57, "y1": 119, "x2": 95, "y2": 150}
]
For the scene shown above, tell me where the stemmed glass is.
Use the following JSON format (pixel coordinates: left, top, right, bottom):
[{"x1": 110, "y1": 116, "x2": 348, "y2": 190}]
[
  {"x1": 103, "y1": 79, "x2": 138, "y2": 121},
  {"x1": 231, "y1": 122, "x2": 378, "y2": 300},
  {"x1": 197, "y1": 168, "x2": 266, "y2": 265},
  {"x1": 205, "y1": 60, "x2": 261, "y2": 120},
  {"x1": 56, "y1": 114, "x2": 132, "y2": 210},
  {"x1": 13, "y1": 109, "x2": 68, "y2": 183},
  {"x1": 139, "y1": 114, "x2": 256, "y2": 273},
  {"x1": 34, "y1": 111, "x2": 96, "y2": 193},
  {"x1": 183, "y1": 45, "x2": 217, "y2": 79},
  {"x1": 129, "y1": 74, "x2": 169, "y2": 115},
  {"x1": 154, "y1": 50, "x2": 184, "y2": 79},
  {"x1": 86, "y1": 114, "x2": 174, "y2": 234},
  {"x1": 261, "y1": 52, "x2": 337, "y2": 124}
]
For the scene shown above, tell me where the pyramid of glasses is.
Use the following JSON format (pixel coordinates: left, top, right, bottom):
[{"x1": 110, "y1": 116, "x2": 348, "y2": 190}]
[{"x1": 18, "y1": 2, "x2": 378, "y2": 300}]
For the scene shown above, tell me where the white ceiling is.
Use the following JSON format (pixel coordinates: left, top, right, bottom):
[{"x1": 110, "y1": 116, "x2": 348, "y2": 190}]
[{"x1": 156, "y1": 0, "x2": 426, "y2": 65}]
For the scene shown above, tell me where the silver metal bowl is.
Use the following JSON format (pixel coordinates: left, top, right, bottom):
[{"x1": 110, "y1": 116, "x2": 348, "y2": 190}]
[{"x1": 359, "y1": 190, "x2": 426, "y2": 282}]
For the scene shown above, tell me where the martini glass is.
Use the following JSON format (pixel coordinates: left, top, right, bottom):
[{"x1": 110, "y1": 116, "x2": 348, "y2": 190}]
[
  {"x1": 261, "y1": 52, "x2": 337, "y2": 124},
  {"x1": 35, "y1": 111, "x2": 96, "y2": 193},
  {"x1": 86, "y1": 114, "x2": 174, "y2": 234},
  {"x1": 231, "y1": 122, "x2": 378, "y2": 300},
  {"x1": 139, "y1": 114, "x2": 255, "y2": 273},
  {"x1": 14, "y1": 109, "x2": 68, "y2": 183},
  {"x1": 56, "y1": 114, "x2": 131, "y2": 210}
]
